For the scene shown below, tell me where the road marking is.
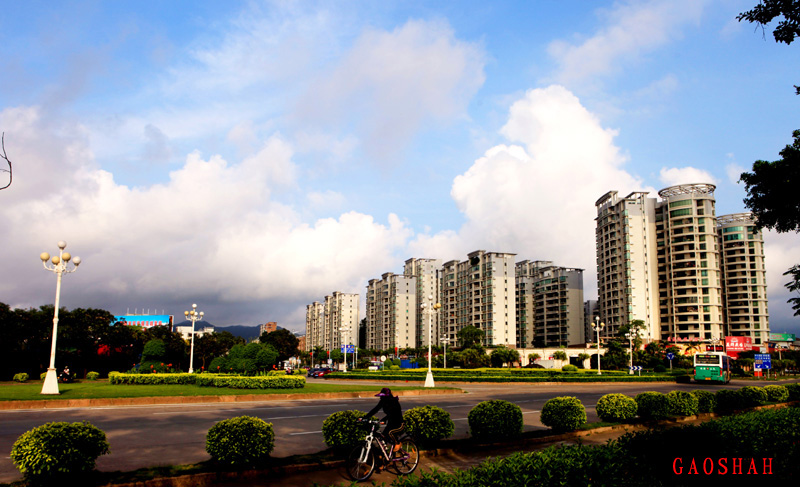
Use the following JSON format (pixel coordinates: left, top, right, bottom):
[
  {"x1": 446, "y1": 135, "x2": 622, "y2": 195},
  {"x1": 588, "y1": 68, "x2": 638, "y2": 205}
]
[
  {"x1": 288, "y1": 431, "x2": 323, "y2": 436},
  {"x1": 150, "y1": 404, "x2": 349, "y2": 415}
]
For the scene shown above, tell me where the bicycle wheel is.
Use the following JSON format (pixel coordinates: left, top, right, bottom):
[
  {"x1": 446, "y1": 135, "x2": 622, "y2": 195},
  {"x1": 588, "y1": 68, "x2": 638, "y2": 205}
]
[
  {"x1": 346, "y1": 444, "x2": 375, "y2": 481},
  {"x1": 391, "y1": 438, "x2": 419, "y2": 475}
]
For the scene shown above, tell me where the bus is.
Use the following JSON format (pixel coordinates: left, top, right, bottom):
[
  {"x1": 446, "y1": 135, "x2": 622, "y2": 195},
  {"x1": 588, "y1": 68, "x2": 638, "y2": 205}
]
[{"x1": 693, "y1": 352, "x2": 731, "y2": 383}]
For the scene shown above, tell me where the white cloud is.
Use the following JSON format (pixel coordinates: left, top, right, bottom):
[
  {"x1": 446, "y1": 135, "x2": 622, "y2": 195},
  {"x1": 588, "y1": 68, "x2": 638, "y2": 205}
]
[
  {"x1": 0, "y1": 106, "x2": 410, "y2": 326},
  {"x1": 547, "y1": 0, "x2": 705, "y2": 87},
  {"x1": 413, "y1": 85, "x2": 647, "y2": 283},
  {"x1": 658, "y1": 166, "x2": 716, "y2": 186},
  {"x1": 726, "y1": 161, "x2": 745, "y2": 184},
  {"x1": 306, "y1": 190, "x2": 346, "y2": 211},
  {"x1": 762, "y1": 231, "x2": 800, "y2": 330}
]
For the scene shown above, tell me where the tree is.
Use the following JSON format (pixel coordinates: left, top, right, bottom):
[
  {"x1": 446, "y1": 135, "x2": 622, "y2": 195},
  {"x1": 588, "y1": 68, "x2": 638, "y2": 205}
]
[
  {"x1": 457, "y1": 325, "x2": 485, "y2": 349},
  {"x1": 0, "y1": 133, "x2": 11, "y2": 191},
  {"x1": 785, "y1": 264, "x2": 800, "y2": 315},
  {"x1": 194, "y1": 331, "x2": 244, "y2": 370},
  {"x1": 739, "y1": 0, "x2": 800, "y2": 93},
  {"x1": 260, "y1": 329, "x2": 299, "y2": 362},
  {"x1": 528, "y1": 352, "x2": 541, "y2": 363},
  {"x1": 552, "y1": 350, "x2": 568, "y2": 362},
  {"x1": 490, "y1": 346, "x2": 519, "y2": 367},
  {"x1": 577, "y1": 353, "x2": 591, "y2": 369}
]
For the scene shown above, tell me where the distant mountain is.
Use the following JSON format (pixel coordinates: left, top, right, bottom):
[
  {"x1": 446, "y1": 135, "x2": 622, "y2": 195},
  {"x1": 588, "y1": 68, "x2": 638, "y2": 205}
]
[{"x1": 215, "y1": 325, "x2": 262, "y2": 341}]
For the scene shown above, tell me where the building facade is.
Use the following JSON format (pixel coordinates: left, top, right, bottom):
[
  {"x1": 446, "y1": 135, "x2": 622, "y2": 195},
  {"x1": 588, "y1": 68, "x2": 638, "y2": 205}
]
[
  {"x1": 532, "y1": 263, "x2": 585, "y2": 346},
  {"x1": 365, "y1": 273, "x2": 417, "y2": 351},
  {"x1": 717, "y1": 213, "x2": 769, "y2": 346},
  {"x1": 403, "y1": 258, "x2": 442, "y2": 347},
  {"x1": 304, "y1": 302, "x2": 324, "y2": 352},
  {"x1": 595, "y1": 184, "x2": 769, "y2": 345},
  {"x1": 324, "y1": 292, "x2": 359, "y2": 351}
]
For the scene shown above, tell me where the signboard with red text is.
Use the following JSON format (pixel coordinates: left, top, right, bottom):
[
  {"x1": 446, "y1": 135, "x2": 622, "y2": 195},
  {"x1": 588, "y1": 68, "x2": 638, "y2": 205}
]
[{"x1": 725, "y1": 336, "x2": 752, "y2": 358}]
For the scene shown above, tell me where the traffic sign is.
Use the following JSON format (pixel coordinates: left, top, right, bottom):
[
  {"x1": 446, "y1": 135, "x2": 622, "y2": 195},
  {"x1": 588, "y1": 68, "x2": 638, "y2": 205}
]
[
  {"x1": 754, "y1": 353, "x2": 772, "y2": 370},
  {"x1": 666, "y1": 353, "x2": 675, "y2": 360},
  {"x1": 629, "y1": 366, "x2": 642, "y2": 371},
  {"x1": 340, "y1": 345, "x2": 355, "y2": 353}
]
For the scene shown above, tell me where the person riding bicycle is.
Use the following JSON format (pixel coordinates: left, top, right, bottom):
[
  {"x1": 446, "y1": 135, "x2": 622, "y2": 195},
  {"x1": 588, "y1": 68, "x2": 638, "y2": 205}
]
[{"x1": 364, "y1": 387, "x2": 404, "y2": 456}]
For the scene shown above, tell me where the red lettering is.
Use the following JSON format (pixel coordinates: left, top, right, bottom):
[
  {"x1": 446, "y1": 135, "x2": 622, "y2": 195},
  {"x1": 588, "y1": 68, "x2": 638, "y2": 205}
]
[
  {"x1": 718, "y1": 458, "x2": 728, "y2": 475},
  {"x1": 673, "y1": 458, "x2": 683, "y2": 475},
  {"x1": 763, "y1": 458, "x2": 773, "y2": 475},
  {"x1": 703, "y1": 458, "x2": 713, "y2": 475},
  {"x1": 747, "y1": 459, "x2": 758, "y2": 475},
  {"x1": 733, "y1": 458, "x2": 742, "y2": 475},
  {"x1": 688, "y1": 459, "x2": 698, "y2": 475}
]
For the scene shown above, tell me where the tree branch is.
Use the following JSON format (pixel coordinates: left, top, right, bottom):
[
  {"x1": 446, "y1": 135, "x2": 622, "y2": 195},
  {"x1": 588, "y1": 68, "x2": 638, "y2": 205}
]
[{"x1": 0, "y1": 132, "x2": 11, "y2": 190}]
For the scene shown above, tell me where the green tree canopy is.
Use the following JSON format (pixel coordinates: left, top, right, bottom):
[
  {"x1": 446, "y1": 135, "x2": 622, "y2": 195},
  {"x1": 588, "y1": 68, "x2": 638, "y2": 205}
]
[
  {"x1": 260, "y1": 329, "x2": 299, "y2": 362},
  {"x1": 457, "y1": 325, "x2": 485, "y2": 349}
]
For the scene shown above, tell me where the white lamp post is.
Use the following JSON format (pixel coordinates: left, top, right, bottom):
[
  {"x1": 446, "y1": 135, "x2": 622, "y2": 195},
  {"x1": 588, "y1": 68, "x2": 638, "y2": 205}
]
[
  {"x1": 339, "y1": 325, "x2": 351, "y2": 373},
  {"x1": 592, "y1": 316, "x2": 604, "y2": 375},
  {"x1": 441, "y1": 335, "x2": 449, "y2": 369},
  {"x1": 625, "y1": 330, "x2": 637, "y2": 375},
  {"x1": 184, "y1": 304, "x2": 203, "y2": 373},
  {"x1": 39, "y1": 241, "x2": 81, "y2": 395},
  {"x1": 422, "y1": 295, "x2": 440, "y2": 388}
]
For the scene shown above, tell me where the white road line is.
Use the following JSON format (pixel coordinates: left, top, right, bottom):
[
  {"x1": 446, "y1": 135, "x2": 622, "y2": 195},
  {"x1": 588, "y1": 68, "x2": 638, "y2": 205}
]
[
  {"x1": 150, "y1": 404, "x2": 349, "y2": 416},
  {"x1": 288, "y1": 431, "x2": 323, "y2": 435}
]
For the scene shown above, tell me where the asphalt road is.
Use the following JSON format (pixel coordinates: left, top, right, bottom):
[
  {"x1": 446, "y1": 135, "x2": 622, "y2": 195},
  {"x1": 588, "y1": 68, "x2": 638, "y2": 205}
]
[{"x1": 0, "y1": 378, "x2": 781, "y2": 483}]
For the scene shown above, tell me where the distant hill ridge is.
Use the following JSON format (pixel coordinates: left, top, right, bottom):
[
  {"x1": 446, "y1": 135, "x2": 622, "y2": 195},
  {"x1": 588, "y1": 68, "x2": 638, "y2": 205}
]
[{"x1": 173, "y1": 322, "x2": 302, "y2": 341}]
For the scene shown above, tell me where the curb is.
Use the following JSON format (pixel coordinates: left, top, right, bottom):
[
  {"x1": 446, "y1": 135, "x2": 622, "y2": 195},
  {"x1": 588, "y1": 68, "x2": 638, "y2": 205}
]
[{"x1": 0, "y1": 387, "x2": 463, "y2": 411}]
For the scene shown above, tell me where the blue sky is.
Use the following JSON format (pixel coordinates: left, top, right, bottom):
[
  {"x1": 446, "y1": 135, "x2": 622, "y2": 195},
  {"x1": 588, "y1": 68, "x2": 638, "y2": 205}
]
[{"x1": 1, "y1": 0, "x2": 798, "y2": 336}]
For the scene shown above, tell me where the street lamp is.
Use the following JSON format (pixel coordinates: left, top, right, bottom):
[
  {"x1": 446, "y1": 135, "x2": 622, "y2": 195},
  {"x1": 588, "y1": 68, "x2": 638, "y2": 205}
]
[
  {"x1": 421, "y1": 295, "x2": 441, "y2": 388},
  {"x1": 339, "y1": 325, "x2": 351, "y2": 373},
  {"x1": 184, "y1": 304, "x2": 204, "y2": 373},
  {"x1": 592, "y1": 316, "x2": 604, "y2": 376},
  {"x1": 441, "y1": 335, "x2": 449, "y2": 369},
  {"x1": 39, "y1": 241, "x2": 81, "y2": 395},
  {"x1": 625, "y1": 330, "x2": 637, "y2": 375}
]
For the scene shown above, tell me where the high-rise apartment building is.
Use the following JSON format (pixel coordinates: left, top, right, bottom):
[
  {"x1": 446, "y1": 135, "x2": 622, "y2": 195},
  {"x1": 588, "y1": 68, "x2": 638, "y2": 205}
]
[
  {"x1": 717, "y1": 213, "x2": 769, "y2": 345},
  {"x1": 532, "y1": 263, "x2": 585, "y2": 346},
  {"x1": 441, "y1": 250, "x2": 517, "y2": 347},
  {"x1": 323, "y1": 292, "x2": 359, "y2": 351},
  {"x1": 365, "y1": 273, "x2": 417, "y2": 351},
  {"x1": 305, "y1": 302, "x2": 324, "y2": 352},
  {"x1": 403, "y1": 258, "x2": 442, "y2": 347},
  {"x1": 584, "y1": 300, "x2": 598, "y2": 342},
  {"x1": 595, "y1": 184, "x2": 768, "y2": 344},
  {"x1": 515, "y1": 261, "x2": 537, "y2": 348}
]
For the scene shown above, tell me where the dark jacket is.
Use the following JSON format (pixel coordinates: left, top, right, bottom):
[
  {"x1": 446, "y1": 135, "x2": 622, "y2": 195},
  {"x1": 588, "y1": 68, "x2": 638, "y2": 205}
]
[{"x1": 366, "y1": 395, "x2": 403, "y2": 425}]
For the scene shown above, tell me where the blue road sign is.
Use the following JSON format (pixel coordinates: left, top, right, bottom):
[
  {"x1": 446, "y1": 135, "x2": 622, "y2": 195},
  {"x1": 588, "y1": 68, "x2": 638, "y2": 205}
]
[
  {"x1": 340, "y1": 345, "x2": 356, "y2": 353},
  {"x1": 666, "y1": 353, "x2": 675, "y2": 360},
  {"x1": 629, "y1": 366, "x2": 642, "y2": 371},
  {"x1": 754, "y1": 353, "x2": 772, "y2": 370}
]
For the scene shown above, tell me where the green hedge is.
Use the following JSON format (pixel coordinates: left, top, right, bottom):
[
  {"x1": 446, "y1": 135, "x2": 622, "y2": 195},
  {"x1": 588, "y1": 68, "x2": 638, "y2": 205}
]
[
  {"x1": 666, "y1": 390, "x2": 699, "y2": 416},
  {"x1": 468, "y1": 400, "x2": 523, "y2": 441},
  {"x1": 596, "y1": 393, "x2": 637, "y2": 422},
  {"x1": 325, "y1": 372, "x2": 679, "y2": 383},
  {"x1": 206, "y1": 416, "x2": 274, "y2": 466},
  {"x1": 11, "y1": 421, "x2": 110, "y2": 482},
  {"x1": 635, "y1": 391, "x2": 670, "y2": 420},
  {"x1": 13, "y1": 373, "x2": 29, "y2": 382},
  {"x1": 764, "y1": 385, "x2": 790, "y2": 403},
  {"x1": 404, "y1": 405, "x2": 455, "y2": 444},
  {"x1": 690, "y1": 389, "x2": 717, "y2": 413},
  {"x1": 195, "y1": 375, "x2": 305, "y2": 389},
  {"x1": 107, "y1": 372, "x2": 305, "y2": 389},
  {"x1": 540, "y1": 396, "x2": 586, "y2": 432},
  {"x1": 321, "y1": 410, "x2": 367, "y2": 449}
]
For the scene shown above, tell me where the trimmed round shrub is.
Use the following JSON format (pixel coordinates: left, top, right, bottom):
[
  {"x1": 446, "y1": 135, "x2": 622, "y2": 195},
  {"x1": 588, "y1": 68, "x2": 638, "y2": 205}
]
[
  {"x1": 596, "y1": 393, "x2": 637, "y2": 422},
  {"x1": 653, "y1": 364, "x2": 667, "y2": 373},
  {"x1": 86, "y1": 371, "x2": 100, "y2": 381},
  {"x1": 389, "y1": 365, "x2": 400, "y2": 371},
  {"x1": 206, "y1": 416, "x2": 274, "y2": 466},
  {"x1": 561, "y1": 364, "x2": 578, "y2": 372},
  {"x1": 740, "y1": 386, "x2": 768, "y2": 407},
  {"x1": 468, "y1": 400, "x2": 523, "y2": 441},
  {"x1": 785, "y1": 382, "x2": 800, "y2": 401},
  {"x1": 13, "y1": 373, "x2": 29, "y2": 382},
  {"x1": 763, "y1": 385, "x2": 790, "y2": 403},
  {"x1": 715, "y1": 389, "x2": 746, "y2": 412},
  {"x1": 690, "y1": 390, "x2": 717, "y2": 413},
  {"x1": 322, "y1": 409, "x2": 367, "y2": 449},
  {"x1": 404, "y1": 405, "x2": 455, "y2": 444},
  {"x1": 541, "y1": 396, "x2": 586, "y2": 432},
  {"x1": 666, "y1": 391, "x2": 699, "y2": 416},
  {"x1": 40, "y1": 372, "x2": 47, "y2": 381},
  {"x1": 11, "y1": 421, "x2": 109, "y2": 482},
  {"x1": 635, "y1": 391, "x2": 670, "y2": 420}
]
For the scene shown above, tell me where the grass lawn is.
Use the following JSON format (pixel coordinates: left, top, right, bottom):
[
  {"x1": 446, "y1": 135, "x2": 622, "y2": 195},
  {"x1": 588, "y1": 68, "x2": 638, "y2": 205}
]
[{"x1": 0, "y1": 380, "x2": 439, "y2": 402}]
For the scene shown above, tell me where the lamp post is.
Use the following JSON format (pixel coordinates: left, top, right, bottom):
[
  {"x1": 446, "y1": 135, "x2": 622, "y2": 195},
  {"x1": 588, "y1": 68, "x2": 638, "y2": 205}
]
[
  {"x1": 592, "y1": 316, "x2": 604, "y2": 376},
  {"x1": 339, "y1": 325, "x2": 351, "y2": 373},
  {"x1": 184, "y1": 304, "x2": 203, "y2": 373},
  {"x1": 422, "y1": 295, "x2": 441, "y2": 388},
  {"x1": 625, "y1": 331, "x2": 636, "y2": 374},
  {"x1": 441, "y1": 335, "x2": 449, "y2": 369},
  {"x1": 39, "y1": 241, "x2": 81, "y2": 395}
]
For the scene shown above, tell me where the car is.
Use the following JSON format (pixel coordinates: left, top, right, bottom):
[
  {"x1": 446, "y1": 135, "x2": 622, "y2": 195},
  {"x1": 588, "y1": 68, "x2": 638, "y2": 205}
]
[
  {"x1": 307, "y1": 367, "x2": 321, "y2": 377},
  {"x1": 313, "y1": 367, "x2": 333, "y2": 378}
]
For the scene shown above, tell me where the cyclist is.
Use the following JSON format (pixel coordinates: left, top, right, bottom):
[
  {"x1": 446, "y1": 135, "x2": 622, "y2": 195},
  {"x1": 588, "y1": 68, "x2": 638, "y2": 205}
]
[{"x1": 364, "y1": 387, "x2": 404, "y2": 457}]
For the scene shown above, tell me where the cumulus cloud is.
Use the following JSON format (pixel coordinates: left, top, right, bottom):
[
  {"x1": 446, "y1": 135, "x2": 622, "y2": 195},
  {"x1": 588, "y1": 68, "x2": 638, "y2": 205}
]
[
  {"x1": 547, "y1": 0, "x2": 705, "y2": 86},
  {"x1": 726, "y1": 161, "x2": 746, "y2": 184},
  {"x1": 659, "y1": 166, "x2": 716, "y2": 186},
  {"x1": 0, "y1": 106, "x2": 410, "y2": 327},
  {"x1": 412, "y1": 85, "x2": 647, "y2": 282}
]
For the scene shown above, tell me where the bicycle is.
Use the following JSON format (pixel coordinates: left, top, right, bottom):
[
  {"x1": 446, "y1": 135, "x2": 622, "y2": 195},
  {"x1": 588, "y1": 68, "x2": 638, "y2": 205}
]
[{"x1": 346, "y1": 417, "x2": 419, "y2": 481}]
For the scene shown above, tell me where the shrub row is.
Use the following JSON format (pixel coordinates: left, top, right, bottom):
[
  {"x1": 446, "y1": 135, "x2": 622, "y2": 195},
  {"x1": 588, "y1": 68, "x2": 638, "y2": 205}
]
[
  {"x1": 13, "y1": 373, "x2": 29, "y2": 382},
  {"x1": 391, "y1": 406, "x2": 800, "y2": 486},
  {"x1": 107, "y1": 372, "x2": 305, "y2": 389},
  {"x1": 327, "y1": 372, "x2": 678, "y2": 383}
]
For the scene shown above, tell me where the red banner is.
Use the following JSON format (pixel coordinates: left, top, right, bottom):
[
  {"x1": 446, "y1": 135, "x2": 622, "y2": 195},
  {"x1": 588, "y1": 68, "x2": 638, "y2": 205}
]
[{"x1": 725, "y1": 336, "x2": 752, "y2": 359}]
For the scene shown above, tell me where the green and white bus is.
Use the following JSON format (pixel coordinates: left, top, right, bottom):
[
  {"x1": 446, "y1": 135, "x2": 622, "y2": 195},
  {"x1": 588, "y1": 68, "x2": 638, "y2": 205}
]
[{"x1": 693, "y1": 352, "x2": 731, "y2": 383}]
